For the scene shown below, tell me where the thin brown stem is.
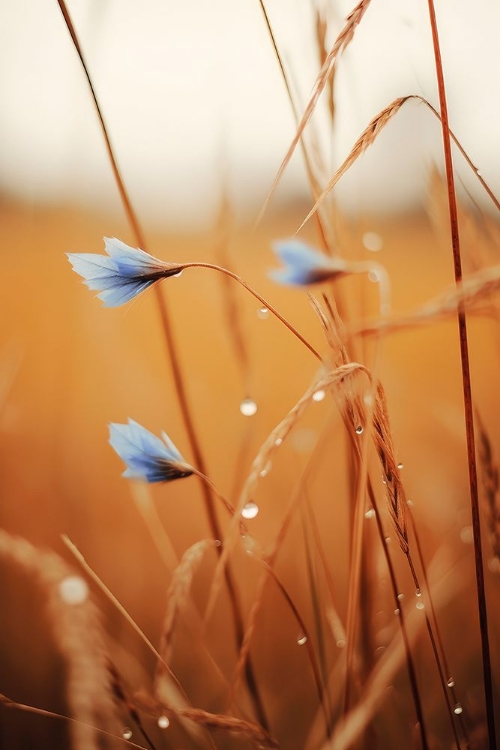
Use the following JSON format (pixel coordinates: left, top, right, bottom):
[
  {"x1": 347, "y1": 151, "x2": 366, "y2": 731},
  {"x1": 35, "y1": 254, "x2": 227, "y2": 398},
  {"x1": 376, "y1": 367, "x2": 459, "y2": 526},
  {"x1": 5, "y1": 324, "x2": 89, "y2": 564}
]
[
  {"x1": 55, "y1": 1, "x2": 268, "y2": 729},
  {"x1": 183, "y1": 262, "x2": 322, "y2": 360},
  {"x1": 367, "y1": 488, "x2": 429, "y2": 750},
  {"x1": 257, "y1": 558, "x2": 333, "y2": 738},
  {"x1": 409, "y1": 513, "x2": 466, "y2": 748},
  {"x1": 426, "y1": 2, "x2": 496, "y2": 747}
]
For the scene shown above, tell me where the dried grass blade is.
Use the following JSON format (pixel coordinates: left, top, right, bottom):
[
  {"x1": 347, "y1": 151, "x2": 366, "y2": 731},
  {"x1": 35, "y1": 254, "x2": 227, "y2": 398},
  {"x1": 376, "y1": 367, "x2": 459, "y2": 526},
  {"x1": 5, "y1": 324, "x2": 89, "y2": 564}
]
[
  {"x1": 297, "y1": 97, "x2": 410, "y2": 233},
  {"x1": 356, "y1": 264, "x2": 500, "y2": 338},
  {"x1": 156, "y1": 540, "x2": 215, "y2": 669},
  {"x1": 256, "y1": 0, "x2": 373, "y2": 225},
  {"x1": 0, "y1": 531, "x2": 117, "y2": 750},
  {"x1": 0, "y1": 694, "x2": 145, "y2": 749},
  {"x1": 315, "y1": 554, "x2": 470, "y2": 750}
]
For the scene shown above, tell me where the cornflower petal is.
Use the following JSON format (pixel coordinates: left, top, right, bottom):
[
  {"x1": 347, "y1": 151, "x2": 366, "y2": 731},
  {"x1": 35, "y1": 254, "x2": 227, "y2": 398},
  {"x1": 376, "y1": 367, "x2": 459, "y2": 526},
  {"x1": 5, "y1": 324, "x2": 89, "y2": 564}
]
[
  {"x1": 109, "y1": 420, "x2": 193, "y2": 484},
  {"x1": 67, "y1": 237, "x2": 184, "y2": 307},
  {"x1": 270, "y1": 239, "x2": 348, "y2": 285}
]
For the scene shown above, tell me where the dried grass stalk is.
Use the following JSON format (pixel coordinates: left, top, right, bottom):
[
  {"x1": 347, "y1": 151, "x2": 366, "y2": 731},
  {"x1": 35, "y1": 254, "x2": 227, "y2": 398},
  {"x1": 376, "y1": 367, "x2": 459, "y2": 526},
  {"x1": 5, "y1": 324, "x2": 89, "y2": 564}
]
[
  {"x1": 257, "y1": 0, "x2": 373, "y2": 224},
  {"x1": 311, "y1": 553, "x2": 470, "y2": 750},
  {"x1": 137, "y1": 693, "x2": 280, "y2": 750},
  {"x1": 372, "y1": 383, "x2": 409, "y2": 555},
  {"x1": 0, "y1": 530, "x2": 117, "y2": 750},
  {"x1": 476, "y1": 411, "x2": 500, "y2": 572},
  {"x1": 156, "y1": 539, "x2": 215, "y2": 669},
  {"x1": 298, "y1": 97, "x2": 410, "y2": 231},
  {"x1": 357, "y1": 264, "x2": 500, "y2": 338}
]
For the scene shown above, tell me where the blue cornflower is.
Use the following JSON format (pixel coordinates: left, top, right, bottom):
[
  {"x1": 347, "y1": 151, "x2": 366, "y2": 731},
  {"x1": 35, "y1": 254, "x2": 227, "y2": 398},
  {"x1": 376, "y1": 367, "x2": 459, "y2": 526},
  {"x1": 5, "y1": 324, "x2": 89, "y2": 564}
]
[
  {"x1": 67, "y1": 237, "x2": 184, "y2": 307},
  {"x1": 109, "y1": 419, "x2": 193, "y2": 483},
  {"x1": 270, "y1": 239, "x2": 348, "y2": 285}
]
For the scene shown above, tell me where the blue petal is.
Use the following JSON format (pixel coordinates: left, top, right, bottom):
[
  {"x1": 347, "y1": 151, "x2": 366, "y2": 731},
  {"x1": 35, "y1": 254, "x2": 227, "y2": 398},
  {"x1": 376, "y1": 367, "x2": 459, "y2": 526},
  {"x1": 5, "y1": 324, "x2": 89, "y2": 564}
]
[
  {"x1": 109, "y1": 420, "x2": 192, "y2": 483},
  {"x1": 67, "y1": 253, "x2": 118, "y2": 281},
  {"x1": 98, "y1": 279, "x2": 155, "y2": 307},
  {"x1": 270, "y1": 239, "x2": 346, "y2": 286},
  {"x1": 104, "y1": 237, "x2": 160, "y2": 278}
]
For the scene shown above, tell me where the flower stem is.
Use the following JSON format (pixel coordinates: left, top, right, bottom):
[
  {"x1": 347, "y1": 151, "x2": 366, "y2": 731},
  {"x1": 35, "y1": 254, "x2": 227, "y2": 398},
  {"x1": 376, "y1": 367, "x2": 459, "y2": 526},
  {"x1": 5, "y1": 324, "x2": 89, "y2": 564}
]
[{"x1": 183, "y1": 262, "x2": 322, "y2": 361}]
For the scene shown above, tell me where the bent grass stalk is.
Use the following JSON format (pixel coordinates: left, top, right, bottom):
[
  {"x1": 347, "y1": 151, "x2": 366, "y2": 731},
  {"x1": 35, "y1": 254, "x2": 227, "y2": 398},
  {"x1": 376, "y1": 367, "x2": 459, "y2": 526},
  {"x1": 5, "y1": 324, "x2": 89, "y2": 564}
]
[
  {"x1": 55, "y1": 0, "x2": 269, "y2": 729},
  {"x1": 296, "y1": 94, "x2": 500, "y2": 234}
]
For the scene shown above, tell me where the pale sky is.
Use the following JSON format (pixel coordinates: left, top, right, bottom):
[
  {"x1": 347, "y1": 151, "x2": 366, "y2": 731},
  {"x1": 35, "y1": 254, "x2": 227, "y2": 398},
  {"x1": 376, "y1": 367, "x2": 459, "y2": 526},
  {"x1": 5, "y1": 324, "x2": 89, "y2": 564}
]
[{"x1": 0, "y1": 0, "x2": 498, "y2": 228}]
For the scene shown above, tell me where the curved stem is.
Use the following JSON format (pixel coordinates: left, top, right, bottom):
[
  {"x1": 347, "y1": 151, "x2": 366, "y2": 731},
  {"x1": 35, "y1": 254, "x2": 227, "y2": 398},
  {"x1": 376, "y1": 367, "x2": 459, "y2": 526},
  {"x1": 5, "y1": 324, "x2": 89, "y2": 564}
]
[{"x1": 183, "y1": 262, "x2": 322, "y2": 361}]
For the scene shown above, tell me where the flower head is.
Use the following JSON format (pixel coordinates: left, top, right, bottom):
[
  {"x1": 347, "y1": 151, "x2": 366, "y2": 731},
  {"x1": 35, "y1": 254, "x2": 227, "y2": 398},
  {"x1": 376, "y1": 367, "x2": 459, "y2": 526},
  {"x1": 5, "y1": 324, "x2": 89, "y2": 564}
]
[
  {"x1": 109, "y1": 419, "x2": 193, "y2": 483},
  {"x1": 67, "y1": 237, "x2": 184, "y2": 307},
  {"x1": 270, "y1": 239, "x2": 348, "y2": 286}
]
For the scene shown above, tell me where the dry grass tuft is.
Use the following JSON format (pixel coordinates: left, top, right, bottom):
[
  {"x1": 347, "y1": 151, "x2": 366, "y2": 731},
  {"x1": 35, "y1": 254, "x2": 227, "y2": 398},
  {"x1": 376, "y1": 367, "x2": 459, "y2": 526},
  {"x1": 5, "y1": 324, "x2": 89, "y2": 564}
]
[{"x1": 0, "y1": 530, "x2": 117, "y2": 749}]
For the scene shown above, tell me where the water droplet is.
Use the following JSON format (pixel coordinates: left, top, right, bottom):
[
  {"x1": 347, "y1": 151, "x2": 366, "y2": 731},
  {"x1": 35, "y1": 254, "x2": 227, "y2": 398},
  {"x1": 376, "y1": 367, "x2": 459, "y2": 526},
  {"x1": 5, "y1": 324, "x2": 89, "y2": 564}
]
[
  {"x1": 336, "y1": 638, "x2": 346, "y2": 649},
  {"x1": 365, "y1": 508, "x2": 375, "y2": 519},
  {"x1": 242, "y1": 534, "x2": 257, "y2": 554},
  {"x1": 407, "y1": 499, "x2": 414, "y2": 507},
  {"x1": 368, "y1": 269, "x2": 380, "y2": 283},
  {"x1": 394, "y1": 608, "x2": 400, "y2": 616},
  {"x1": 312, "y1": 389, "x2": 326, "y2": 402},
  {"x1": 416, "y1": 602, "x2": 425, "y2": 610},
  {"x1": 259, "y1": 461, "x2": 272, "y2": 478},
  {"x1": 157, "y1": 715, "x2": 170, "y2": 729},
  {"x1": 59, "y1": 576, "x2": 89, "y2": 606},
  {"x1": 415, "y1": 588, "x2": 422, "y2": 597},
  {"x1": 173, "y1": 269, "x2": 183, "y2": 278},
  {"x1": 447, "y1": 678, "x2": 455, "y2": 688},
  {"x1": 122, "y1": 728, "x2": 133, "y2": 740},
  {"x1": 240, "y1": 398, "x2": 257, "y2": 417},
  {"x1": 397, "y1": 462, "x2": 404, "y2": 470},
  {"x1": 355, "y1": 425, "x2": 364, "y2": 435},
  {"x1": 214, "y1": 539, "x2": 222, "y2": 547},
  {"x1": 362, "y1": 232, "x2": 384, "y2": 252},
  {"x1": 460, "y1": 525, "x2": 473, "y2": 545},
  {"x1": 275, "y1": 437, "x2": 283, "y2": 446},
  {"x1": 257, "y1": 307, "x2": 269, "y2": 320},
  {"x1": 454, "y1": 703, "x2": 463, "y2": 715},
  {"x1": 397, "y1": 593, "x2": 405, "y2": 601},
  {"x1": 242, "y1": 502, "x2": 259, "y2": 520},
  {"x1": 385, "y1": 536, "x2": 391, "y2": 545},
  {"x1": 297, "y1": 634, "x2": 307, "y2": 646}
]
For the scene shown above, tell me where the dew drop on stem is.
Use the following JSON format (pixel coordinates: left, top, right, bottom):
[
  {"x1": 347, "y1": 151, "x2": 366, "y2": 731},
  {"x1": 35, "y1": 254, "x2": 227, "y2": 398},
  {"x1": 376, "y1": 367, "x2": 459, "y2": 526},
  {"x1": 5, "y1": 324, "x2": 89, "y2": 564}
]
[
  {"x1": 242, "y1": 502, "x2": 259, "y2": 520},
  {"x1": 240, "y1": 398, "x2": 257, "y2": 416}
]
